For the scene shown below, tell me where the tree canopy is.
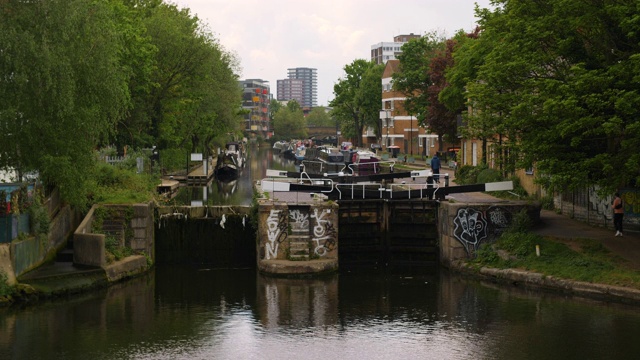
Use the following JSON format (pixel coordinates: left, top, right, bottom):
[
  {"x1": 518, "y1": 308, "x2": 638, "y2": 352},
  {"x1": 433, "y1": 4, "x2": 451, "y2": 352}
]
[
  {"x1": 0, "y1": 0, "x2": 131, "y2": 206},
  {"x1": 272, "y1": 100, "x2": 307, "y2": 140},
  {"x1": 457, "y1": 0, "x2": 640, "y2": 191},
  {"x1": 306, "y1": 107, "x2": 333, "y2": 127},
  {"x1": 0, "y1": 0, "x2": 242, "y2": 207},
  {"x1": 330, "y1": 59, "x2": 383, "y2": 146},
  {"x1": 393, "y1": 33, "x2": 457, "y2": 150}
]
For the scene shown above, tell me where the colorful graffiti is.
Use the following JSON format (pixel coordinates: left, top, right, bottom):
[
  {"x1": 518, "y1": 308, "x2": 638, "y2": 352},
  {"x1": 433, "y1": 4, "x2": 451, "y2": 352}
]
[
  {"x1": 453, "y1": 206, "x2": 512, "y2": 257},
  {"x1": 621, "y1": 189, "x2": 640, "y2": 218},
  {"x1": 588, "y1": 187, "x2": 639, "y2": 221}
]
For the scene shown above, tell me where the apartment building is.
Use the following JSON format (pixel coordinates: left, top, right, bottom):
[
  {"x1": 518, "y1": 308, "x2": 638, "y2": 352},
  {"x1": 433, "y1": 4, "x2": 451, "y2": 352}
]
[
  {"x1": 277, "y1": 67, "x2": 317, "y2": 108},
  {"x1": 239, "y1": 79, "x2": 272, "y2": 138},
  {"x1": 370, "y1": 33, "x2": 421, "y2": 65}
]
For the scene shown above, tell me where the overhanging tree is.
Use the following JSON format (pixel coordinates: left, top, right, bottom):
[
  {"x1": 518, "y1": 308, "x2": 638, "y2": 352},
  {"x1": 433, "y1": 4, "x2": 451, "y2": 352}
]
[
  {"x1": 0, "y1": 0, "x2": 131, "y2": 207},
  {"x1": 461, "y1": 0, "x2": 640, "y2": 192}
]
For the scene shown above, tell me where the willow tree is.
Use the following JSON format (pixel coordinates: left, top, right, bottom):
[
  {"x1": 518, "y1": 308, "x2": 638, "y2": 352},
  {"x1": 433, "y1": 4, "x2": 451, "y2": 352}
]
[{"x1": 0, "y1": 0, "x2": 131, "y2": 207}]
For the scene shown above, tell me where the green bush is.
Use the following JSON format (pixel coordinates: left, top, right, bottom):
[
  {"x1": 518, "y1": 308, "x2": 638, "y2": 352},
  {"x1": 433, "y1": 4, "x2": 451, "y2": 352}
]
[
  {"x1": 105, "y1": 235, "x2": 133, "y2": 263},
  {"x1": 159, "y1": 148, "x2": 189, "y2": 173},
  {"x1": 27, "y1": 190, "x2": 50, "y2": 236},
  {"x1": 540, "y1": 195, "x2": 554, "y2": 210},
  {"x1": 455, "y1": 164, "x2": 488, "y2": 185},
  {"x1": 89, "y1": 163, "x2": 157, "y2": 204},
  {"x1": 0, "y1": 270, "x2": 14, "y2": 297},
  {"x1": 476, "y1": 168, "x2": 503, "y2": 184}
]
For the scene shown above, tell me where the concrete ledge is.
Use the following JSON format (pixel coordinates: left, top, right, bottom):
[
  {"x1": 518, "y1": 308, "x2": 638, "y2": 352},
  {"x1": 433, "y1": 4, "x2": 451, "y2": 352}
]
[
  {"x1": 104, "y1": 255, "x2": 148, "y2": 282},
  {"x1": 450, "y1": 261, "x2": 640, "y2": 304},
  {"x1": 0, "y1": 244, "x2": 16, "y2": 286},
  {"x1": 258, "y1": 259, "x2": 338, "y2": 276}
]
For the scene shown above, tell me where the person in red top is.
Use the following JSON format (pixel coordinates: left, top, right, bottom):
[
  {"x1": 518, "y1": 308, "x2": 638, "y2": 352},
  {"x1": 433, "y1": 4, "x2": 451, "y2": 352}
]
[{"x1": 612, "y1": 192, "x2": 624, "y2": 237}]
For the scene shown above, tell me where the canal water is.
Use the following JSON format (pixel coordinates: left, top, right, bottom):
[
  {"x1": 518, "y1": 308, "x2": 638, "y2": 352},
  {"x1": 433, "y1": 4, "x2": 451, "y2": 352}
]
[
  {"x1": 173, "y1": 144, "x2": 298, "y2": 206},
  {"x1": 2, "y1": 267, "x2": 640, "y2": 360},
  {"x1": 2, "y1": 144, "x2": 640, "y2": 359}
]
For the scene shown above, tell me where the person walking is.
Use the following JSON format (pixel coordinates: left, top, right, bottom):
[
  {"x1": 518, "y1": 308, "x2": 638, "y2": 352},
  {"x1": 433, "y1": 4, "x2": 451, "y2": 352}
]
[
  {"x1": 612, "y1": 192, "x2": 624, "y2": 237},
  {"x1": 430, "y1": 154, "x2": 441, "y2": 183}
]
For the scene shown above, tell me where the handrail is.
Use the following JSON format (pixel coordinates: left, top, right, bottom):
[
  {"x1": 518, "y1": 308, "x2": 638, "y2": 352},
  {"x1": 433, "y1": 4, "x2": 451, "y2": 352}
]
[{"x1": 335, "y1": 182, "x2": 384, "y2": 200}]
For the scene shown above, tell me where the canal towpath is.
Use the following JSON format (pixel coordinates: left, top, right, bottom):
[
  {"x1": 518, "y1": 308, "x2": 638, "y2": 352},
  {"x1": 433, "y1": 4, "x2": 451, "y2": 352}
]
[{"x1": 401, "y1": 158, "x2": 640, "y2": 271}]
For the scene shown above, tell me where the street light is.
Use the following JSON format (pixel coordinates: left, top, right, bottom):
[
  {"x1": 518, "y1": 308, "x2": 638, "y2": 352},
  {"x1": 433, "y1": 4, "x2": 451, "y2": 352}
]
[{"x1": 380, "y1": 109, "x2": 391, "y2": 149}]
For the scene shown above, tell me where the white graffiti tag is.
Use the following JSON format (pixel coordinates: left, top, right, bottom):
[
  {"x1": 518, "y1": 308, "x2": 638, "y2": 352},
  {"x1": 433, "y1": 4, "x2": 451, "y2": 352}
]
[
  {"x1": 265, "y1": 209, "x2": 285, "y2": 259},
  {"x1": 289, "y1": 209, "x2": 309, "y2": 231},
  {"x1": 453, "y1": 208, "x2": 488, "y2": 257},
  {"x1": 310, "y1": 208, "x2": 335, "y2": 256},
  {"x1": 488, "y1": 208, "x2": 508, "y2": 228}
]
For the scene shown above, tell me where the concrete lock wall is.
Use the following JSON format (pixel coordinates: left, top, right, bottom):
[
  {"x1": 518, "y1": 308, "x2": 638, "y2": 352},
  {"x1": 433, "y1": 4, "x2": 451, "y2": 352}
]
[
  {"x1": 257, "y1": 201, "x2": 339, "y2": 275},
  {"x1": 74, "y1": 205, "x2": 105, "y2": 267},
  {"x1": 74, "y1": 203, "x2": 155, "y2": 268},
  {"x1": 438, "y1": 201, "x2": 541, "y2": 267},
  {"x1": 12, "y1": 205, "x2": 81, "y2": 278}
]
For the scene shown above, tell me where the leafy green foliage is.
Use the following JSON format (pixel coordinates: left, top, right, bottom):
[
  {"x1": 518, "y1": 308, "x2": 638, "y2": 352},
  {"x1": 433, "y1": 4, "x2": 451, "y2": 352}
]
[
  {"x1": 105, "y1": 235, "x2": 134, "y2": 263},
  {"x1": 0, "y1": 0, "x2": 132, "y2": 207},
  {"x1": 330, "y1": 60, "x2": 383, "y2": 146},
  {"x1": 0, "y1": 1, "x2": 241, "y2": 207},
  {"x1": 306, "y1": 107, "x2": 333, "y2": 127},
  {"x1": 27, "y1": 189, "x2": 50, "y2": 236},
  {"x1": 159, "y1": 148, "x2": 189, "y2": 173},
  {"x1": 454, "y1": 164, "x2": 488, "y2": 185},
  {"x1": 455, "y1": 0, "x2": 640, "y2": 191},
  {"x1": 476, "y1": 168, "x2": 503, "y2": 184},
  {"x1": 273, "y1": 104, "x2": 307, "y2": 140},
  {"x1": 0, "y1": 271, "x2": 14, "y2": 297},
  {"x1": 88, "y1": 162, "x2": 158, "y2": 204}
]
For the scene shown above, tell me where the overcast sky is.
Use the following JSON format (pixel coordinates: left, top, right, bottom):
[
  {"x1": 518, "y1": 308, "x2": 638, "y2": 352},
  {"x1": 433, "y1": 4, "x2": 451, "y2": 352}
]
[{"x1": 171, "y1": 0, "x2": 493, "y2": 106}]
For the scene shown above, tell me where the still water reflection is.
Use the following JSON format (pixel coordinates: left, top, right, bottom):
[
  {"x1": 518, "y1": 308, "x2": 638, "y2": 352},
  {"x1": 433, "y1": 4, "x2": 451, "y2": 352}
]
[
  {"x1": 2, "y1": 266, "x2": 640, "y2": 360},
  {"x1": 173, "y1": 144, "x2": 298, "y2": 206}
]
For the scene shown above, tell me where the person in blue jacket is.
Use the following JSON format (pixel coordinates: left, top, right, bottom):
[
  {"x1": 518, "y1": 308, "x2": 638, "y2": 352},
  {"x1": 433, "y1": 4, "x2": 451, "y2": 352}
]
[{"x1": 430, "y1": 154, "x2": 441, "y2": 182}]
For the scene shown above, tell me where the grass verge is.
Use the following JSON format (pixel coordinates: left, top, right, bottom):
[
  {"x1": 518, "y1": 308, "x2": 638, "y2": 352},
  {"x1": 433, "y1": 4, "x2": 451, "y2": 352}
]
[{"x1": 471, "y1": 231, "x2": 640, "y2": 290}]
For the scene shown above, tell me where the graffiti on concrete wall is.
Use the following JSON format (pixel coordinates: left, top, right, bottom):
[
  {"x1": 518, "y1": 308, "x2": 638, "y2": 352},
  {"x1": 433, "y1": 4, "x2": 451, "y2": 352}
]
[
  {"x1": 588, "y1": 187, "x2": 639, "y2": 220},
  {"x1": 311, "y1": 208, "x2": 336, "y2": 256},
  {"x1": 289, "y1": 209, "x2": 309, "y2": 232},
  {"x1": 265, "y1": 209, "x2": 288, "y2": 260},
  {"x1": 453, "y1": 206, "x2": 513, "y2": 256},
  {"x1": 264, "y1": 207, "x2": 337, "y2": 260},
  {"x1": 453, "y1": 208, "x2": 487, "y2": 256},
  {"x1": 588, "y1": 186, "x2": 613, "y2": 221},
  {"x1": 621, "y1": 189, "x2": 640, "y2": 218}
]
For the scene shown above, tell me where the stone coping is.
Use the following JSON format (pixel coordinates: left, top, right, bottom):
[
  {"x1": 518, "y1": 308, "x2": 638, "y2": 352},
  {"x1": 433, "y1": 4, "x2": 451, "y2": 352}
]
[
  {"x1": 258, "y1": 259, "x2": 338, "y2": 276},
  {"x1": 450, "y1": 260, "x2": 640, "y2": 305}
]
